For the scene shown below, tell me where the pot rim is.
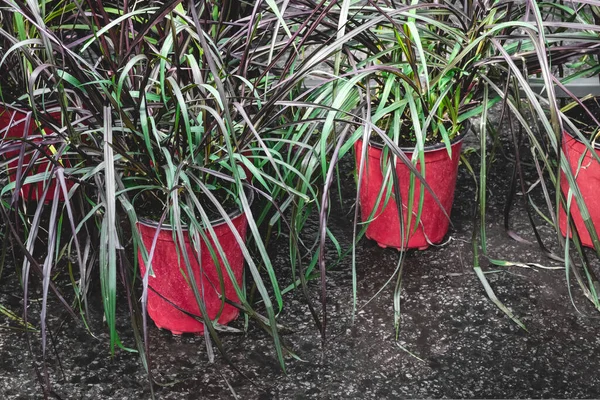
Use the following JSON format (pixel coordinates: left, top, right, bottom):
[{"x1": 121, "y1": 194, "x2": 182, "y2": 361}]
[
  {"x1": 138, "y1": 185, "x2": 255, "y2": 231},
  {"x1": 563, "y1": 128, "x2": 600, "y2": 150},
  {"x1": 362, "y1": 120, "x2": 470, "y2": 153}
]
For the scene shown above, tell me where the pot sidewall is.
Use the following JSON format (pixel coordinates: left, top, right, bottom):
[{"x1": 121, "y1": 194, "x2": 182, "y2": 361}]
[
  {"x1": 354, "y1": 138, "x2": 463, "y2": 249},
  {"x1": 559, "y1": 132, "x2": 600, "y2": 247},
  {"x1": 137, "y1": 200, "x2": 250, "y2": 334},
  {"x1": 2, "y1": 110, "x2": 71, "y2": 203}
]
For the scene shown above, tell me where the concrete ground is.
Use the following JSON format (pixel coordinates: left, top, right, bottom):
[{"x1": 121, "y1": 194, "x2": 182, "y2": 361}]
[{"x1": 2, "y1": 129, "x2": 600, "y2": 399}]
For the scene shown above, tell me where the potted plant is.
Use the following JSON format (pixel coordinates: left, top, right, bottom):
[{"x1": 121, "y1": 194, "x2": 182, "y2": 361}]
[
  {"x1": 559, "y1": 97, "x2": 600, "y2": 248},
  {"x1": 549, "y1": 4, "x2": 600, "y2": 249},
  {"x1": 309, "y1": 4, "x2": 497, "y2": 250},
  {"x1": 0, "y1": 105, "x2": 79, "y2": 203},
  {"x1": 0, "y1": 8, "x2": 79, "y2": 204},
  {"x1": 284, "y1": 0, "x2": 580, "y2": 332},
  {"x1": 350, "y1": 40, "x2": 468, "y2": 250},
  {"x1": 470, "y1": 0, "x2": 600, "y2": 313},
  {"x1": 0, "y1": 1, "x2": 323, "y2": 383},
  {"x1": 63, "y1": 3, "x2": 304, "y2": 340}
]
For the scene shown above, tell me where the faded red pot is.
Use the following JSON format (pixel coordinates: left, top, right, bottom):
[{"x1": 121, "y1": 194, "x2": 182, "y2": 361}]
[
  {"x1": 137, "y1": 207, "x2": 249, "y2": 335},
  {"x1": 1, "y1": 109, "x2": 70, "y2": 203},
  {"x1": 558, "y1": 131, "x2": 600, "y2": 248},
  {"x1": 355, "y1": 138, "x2": 462, "y2": 250}
]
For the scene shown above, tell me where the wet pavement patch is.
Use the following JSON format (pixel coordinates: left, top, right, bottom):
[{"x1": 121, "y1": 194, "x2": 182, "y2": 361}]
[{"x1": 2, "y1": 130, "x2": 600, "y2": 399}]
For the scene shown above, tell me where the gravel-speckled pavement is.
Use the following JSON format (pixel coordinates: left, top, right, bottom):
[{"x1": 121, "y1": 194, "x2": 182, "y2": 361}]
[{"x1": 2, "y1": 126, "x2": 600, "y2": 399}]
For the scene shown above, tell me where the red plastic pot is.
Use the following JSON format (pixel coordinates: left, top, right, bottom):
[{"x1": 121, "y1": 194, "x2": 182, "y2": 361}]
[
  {"x1": 558, "y1": 131, "x2": 600, "y2": 248},
  {"x1": 137, "y1": 206, "x2": 249, "y2": 335},
  {"x1": 355, "y1": 138, "x2": 462, "y2": 250},
  {"x1": 1, "y1": 109, "x2": 70, "y2": 203}
]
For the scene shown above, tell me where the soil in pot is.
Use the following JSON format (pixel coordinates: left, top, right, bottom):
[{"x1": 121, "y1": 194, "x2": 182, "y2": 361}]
[
  {"x1": 355, "y1": 137, "x2": 463, "y2": 250},
  {"x1": 136, "y1": 187, "x2": 251, "y2": 335},
  {"x1": 559, "y1": 98, "x2": 600, "y2": 248}
]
